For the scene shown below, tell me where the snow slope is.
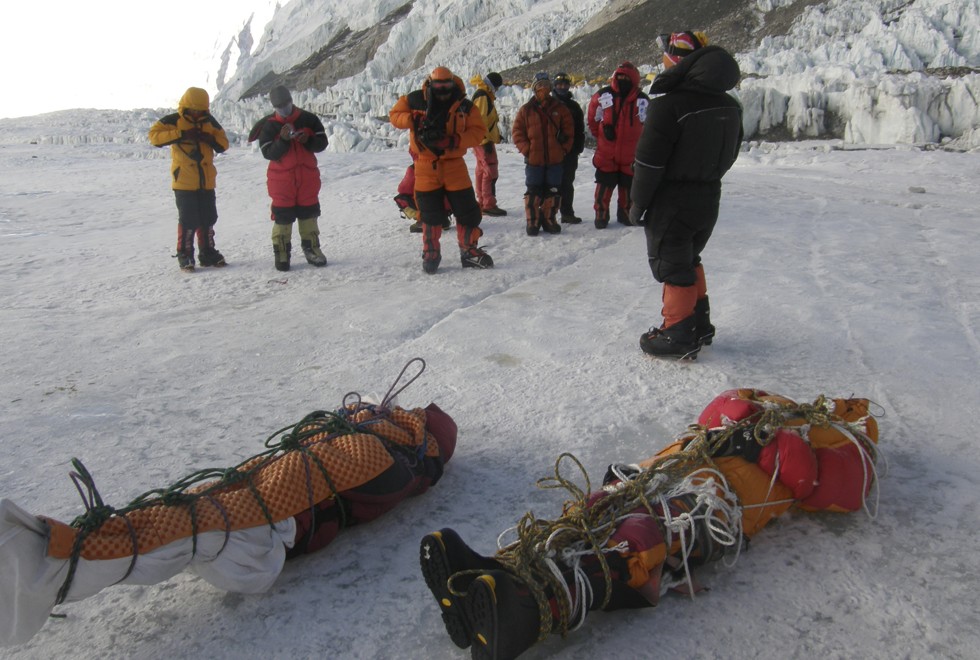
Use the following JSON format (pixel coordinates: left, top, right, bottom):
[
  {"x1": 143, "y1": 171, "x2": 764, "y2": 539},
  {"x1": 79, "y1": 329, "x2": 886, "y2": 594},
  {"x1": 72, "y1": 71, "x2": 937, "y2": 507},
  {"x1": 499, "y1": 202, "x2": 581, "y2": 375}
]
[{"x1": 1, "y1": 115, "x2": 979, "y2": 657}]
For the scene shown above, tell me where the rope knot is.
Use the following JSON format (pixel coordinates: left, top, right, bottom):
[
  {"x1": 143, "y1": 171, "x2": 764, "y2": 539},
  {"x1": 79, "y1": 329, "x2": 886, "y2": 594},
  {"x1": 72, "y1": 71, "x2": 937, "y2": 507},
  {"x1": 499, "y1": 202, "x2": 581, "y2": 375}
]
[
  {"x1": 159, "y1": 490, "x2": 195, "y2": 506},
  {"x1": 70, "y1": 505, "x2": 116, "y2": 530},
  {"x1": 276, "y1": 433, "x2": 303, "y2": 451},
  {"x1": 220, "y1": 468, "x2": 246, "y2": 484}
]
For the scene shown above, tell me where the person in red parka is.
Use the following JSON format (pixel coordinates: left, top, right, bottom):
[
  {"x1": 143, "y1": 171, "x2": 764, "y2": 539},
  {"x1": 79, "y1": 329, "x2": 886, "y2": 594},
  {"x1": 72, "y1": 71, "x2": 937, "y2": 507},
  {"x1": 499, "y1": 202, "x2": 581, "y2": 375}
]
[
  {"x1": 511, "y1": 73, "x2": 574, "y2": 236},
  {"x1": 389, "y1": 67, "x2": 493, "y2": 274},
  {"x1": 253, "y1": 86, "x2": 329, "y2": 271},
  {"x1": 587, "y1": 62, "x2": 649, "y2": 229}
]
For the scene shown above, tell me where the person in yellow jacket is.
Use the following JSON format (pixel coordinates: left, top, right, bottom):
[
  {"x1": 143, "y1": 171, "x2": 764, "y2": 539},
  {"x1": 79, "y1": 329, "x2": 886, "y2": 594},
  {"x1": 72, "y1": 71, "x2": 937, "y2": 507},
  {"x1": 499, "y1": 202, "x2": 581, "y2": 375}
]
[
  {"x1": 149, "y1": 87, "x2": 230, "y2": 271},
  {"x1": 469, "y1": 72, "x2": 507, "y2": 216},
  {"x1": 390, "y1": 67, "x2": 493, "y2": 274}
]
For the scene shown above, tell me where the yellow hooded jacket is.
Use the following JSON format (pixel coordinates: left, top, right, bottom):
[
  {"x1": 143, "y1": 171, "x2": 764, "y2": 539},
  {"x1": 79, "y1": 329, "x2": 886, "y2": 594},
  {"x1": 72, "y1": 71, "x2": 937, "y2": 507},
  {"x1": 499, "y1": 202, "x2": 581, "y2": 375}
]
[
  {"x1": 148, "y1": 87, "x2": 229, "y2": 191},
  {"x1": 469, "y1": 74, "x2": 501, "y2": 145}
]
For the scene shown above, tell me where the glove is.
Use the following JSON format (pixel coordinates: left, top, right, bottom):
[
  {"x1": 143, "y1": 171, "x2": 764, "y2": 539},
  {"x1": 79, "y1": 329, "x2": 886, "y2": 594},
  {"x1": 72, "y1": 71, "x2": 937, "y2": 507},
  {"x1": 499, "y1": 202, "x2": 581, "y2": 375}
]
[
  {"x1": 280, "y1": 123, "x2": 295, "y2": 140},
  {"x1": 602, "y1": 124, "x2": 616, "y2": 141},
  {"x1": 294, "y1": 129, "x2": 309, "y2": 144},
  {"x1": 182, "y1": 128, "x2": 203, "y2": 141},
  {"x1": 627, "y1": 205, "x2": 646, "y2": 227},
  {"x1": 483, "y1": 143, "x2": 493, "y2": 155}
]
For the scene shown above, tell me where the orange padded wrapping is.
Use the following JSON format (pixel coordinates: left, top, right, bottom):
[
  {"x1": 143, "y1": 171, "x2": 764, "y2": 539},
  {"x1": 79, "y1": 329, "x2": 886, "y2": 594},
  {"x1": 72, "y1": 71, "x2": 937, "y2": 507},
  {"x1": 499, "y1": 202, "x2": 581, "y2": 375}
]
[
  {"x1": 46, "y1": 407, "x2": 434, "y2": 561},
  {"x1": 625, "y1": 544, "x2": 668, "y2": 590},
  {"x1": 714, "y1": 456, "x2": 794, "y2": 538}
]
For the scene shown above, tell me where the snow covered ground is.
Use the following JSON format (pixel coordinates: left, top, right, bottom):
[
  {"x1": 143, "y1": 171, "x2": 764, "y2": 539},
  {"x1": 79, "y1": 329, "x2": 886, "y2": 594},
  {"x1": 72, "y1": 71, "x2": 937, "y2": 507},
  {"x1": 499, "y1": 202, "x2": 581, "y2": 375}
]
[{"x1": 1, "y1": 124, "x2": 979, "y2": 658}]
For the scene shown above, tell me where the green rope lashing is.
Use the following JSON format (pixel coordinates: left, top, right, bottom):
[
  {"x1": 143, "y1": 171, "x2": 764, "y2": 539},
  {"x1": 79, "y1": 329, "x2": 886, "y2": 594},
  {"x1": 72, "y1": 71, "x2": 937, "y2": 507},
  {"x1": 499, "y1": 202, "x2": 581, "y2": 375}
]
[{"x1": 52, "y1": 359, "x2": 433, "y2": 611}]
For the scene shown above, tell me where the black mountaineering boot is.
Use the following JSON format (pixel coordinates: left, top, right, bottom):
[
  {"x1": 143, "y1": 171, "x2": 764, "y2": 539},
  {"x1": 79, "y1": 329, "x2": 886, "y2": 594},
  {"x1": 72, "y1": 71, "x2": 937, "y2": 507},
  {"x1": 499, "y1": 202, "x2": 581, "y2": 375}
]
[
  {"x1": 198, "y1": 248, "x2": 226, "y2": 267},
  {"x1": 419, "y1": 529, "x2": 503, "y2": 649},
  {"x1": 464, "y1": 570, "x2": 544, "y2": 660},
  {"x1": 177, "y1": 251, "x2": 195, "y2": 272},
  {"x1": 640, "y1": 315, "x2": 701, "y2": 360},
  {"x1": 695, "y1": 297, "x2": 715, "y2": 346},
  {"x1": 461, "y1": 246, "x2": 494, "y2": 269}
]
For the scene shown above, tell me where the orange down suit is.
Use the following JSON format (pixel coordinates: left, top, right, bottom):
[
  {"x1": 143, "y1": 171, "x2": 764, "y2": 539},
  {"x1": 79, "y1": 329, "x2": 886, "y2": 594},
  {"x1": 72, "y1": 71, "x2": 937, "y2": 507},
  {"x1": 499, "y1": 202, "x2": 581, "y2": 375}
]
[{"x1": 389, "y1": 78, "x2": 487, "y2": 199}]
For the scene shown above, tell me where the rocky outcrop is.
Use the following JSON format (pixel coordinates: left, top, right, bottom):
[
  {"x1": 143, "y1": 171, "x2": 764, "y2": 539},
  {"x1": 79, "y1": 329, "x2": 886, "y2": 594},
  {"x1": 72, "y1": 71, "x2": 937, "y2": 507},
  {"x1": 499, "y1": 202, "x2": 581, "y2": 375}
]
[{"x1": 239, "y1": 2, "x2": 415, "y2": 101}]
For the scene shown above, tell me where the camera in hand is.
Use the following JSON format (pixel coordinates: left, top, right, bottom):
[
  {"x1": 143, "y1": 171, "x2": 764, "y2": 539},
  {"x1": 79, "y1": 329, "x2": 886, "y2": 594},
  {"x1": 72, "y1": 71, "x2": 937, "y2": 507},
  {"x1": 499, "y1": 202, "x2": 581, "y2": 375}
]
[{"x1": 420, "y1": 120, "x2": 445, "y2": 144}]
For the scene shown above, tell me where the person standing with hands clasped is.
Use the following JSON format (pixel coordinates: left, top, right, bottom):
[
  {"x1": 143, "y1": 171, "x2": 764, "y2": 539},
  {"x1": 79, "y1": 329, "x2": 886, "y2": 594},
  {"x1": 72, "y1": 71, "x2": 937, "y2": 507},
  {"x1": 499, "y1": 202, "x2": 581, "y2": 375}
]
[
  {"x1": 389, "y1": 67, "x2": 492, "y2": 274},
  {"x1": 587, "y1": 62, "x2": 648, "y2": 229},
  {"x1": 470, "y1": 72, "x2": 507, "y2": 217},
  {"x1": 628, "y1": 31, "x2": 743, "y2": 360},
  {"x1": 551, "y1": 72, "x2": 586, "y2": 224},
  {"x1": 149, "y1": 87, "x2": 230, "y2": 272},
  {"x1": 511, "y1": 73, "x2": 574, "y2": 236},
  {"x1": 250, "y1": 86, "x2": 329, "y2": 271}
]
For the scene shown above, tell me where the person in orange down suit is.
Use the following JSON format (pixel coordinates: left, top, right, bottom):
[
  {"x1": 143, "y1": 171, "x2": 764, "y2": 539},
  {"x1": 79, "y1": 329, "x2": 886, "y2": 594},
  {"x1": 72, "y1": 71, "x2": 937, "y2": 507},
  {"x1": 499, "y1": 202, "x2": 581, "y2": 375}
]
[{"x1": 390, "y1": 67, "x2": 493, "y2": 274}]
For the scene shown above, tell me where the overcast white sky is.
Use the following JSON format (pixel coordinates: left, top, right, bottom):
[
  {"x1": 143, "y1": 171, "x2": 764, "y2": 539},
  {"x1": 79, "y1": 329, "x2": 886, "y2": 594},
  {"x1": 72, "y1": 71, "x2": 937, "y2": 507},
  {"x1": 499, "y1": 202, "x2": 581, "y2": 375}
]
[{"x1": 0, "y1": 2, "x2": 269, "y2": 119}]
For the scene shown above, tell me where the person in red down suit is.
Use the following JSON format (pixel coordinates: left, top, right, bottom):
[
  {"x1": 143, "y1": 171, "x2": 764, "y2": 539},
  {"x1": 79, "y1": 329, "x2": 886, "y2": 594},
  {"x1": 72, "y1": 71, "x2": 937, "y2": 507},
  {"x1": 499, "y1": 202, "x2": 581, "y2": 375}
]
[
  {"x1": 586, "y1": 61, "x2": 649, "y2": 229},
  {"x1": 253, "y1": 86, "x2": 329, "y2": 271}
]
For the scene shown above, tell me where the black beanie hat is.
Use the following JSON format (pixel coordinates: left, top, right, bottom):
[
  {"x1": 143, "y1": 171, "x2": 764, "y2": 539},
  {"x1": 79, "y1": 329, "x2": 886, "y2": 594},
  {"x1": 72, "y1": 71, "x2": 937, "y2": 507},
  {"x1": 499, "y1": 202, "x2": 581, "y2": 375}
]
[
  {"x1": 269, "y1": 86, "x2": 293, "y2": 108},
  {"x1": 487, "y1": 72, "x2": 503, "y2": 89}
]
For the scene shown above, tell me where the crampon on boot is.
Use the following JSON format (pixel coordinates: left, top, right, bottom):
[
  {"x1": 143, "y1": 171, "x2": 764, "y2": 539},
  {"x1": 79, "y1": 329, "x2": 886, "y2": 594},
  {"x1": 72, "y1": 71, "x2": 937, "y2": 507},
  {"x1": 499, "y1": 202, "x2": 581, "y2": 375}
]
[
  {"x1": 458, "y1": 225, "x2": 494, "y2": 269},
  {"x1": 461, "y1": 246, "x2": 494, "y2": 269},
  {"x1": 640, "y1": 316, "x2": 700, "y2": 360},
  {"x1": 419, "y1": 528, "x2": 504, "y2": 649}
]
